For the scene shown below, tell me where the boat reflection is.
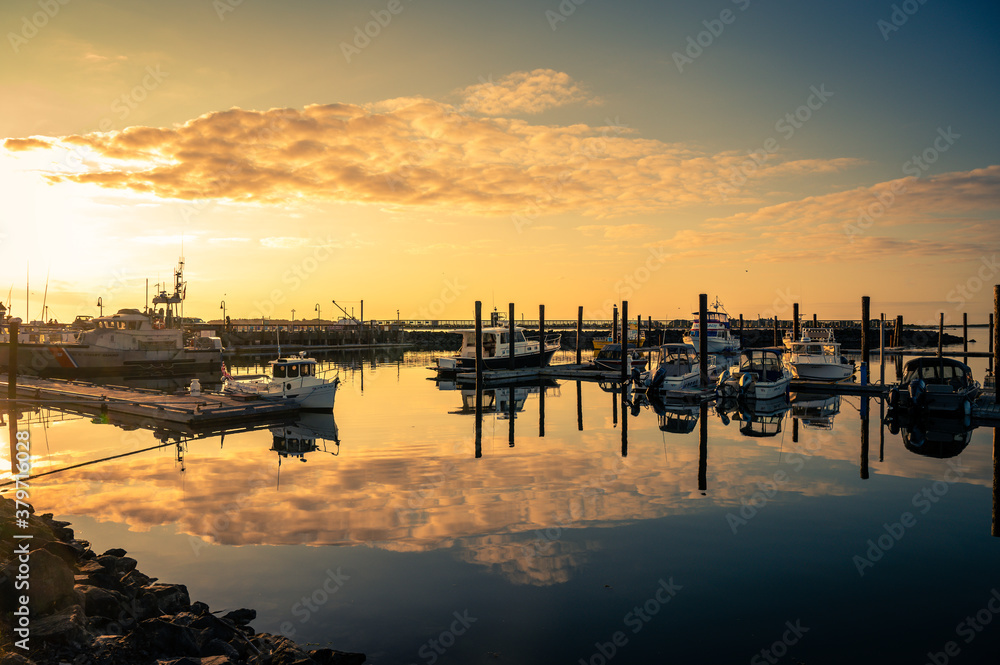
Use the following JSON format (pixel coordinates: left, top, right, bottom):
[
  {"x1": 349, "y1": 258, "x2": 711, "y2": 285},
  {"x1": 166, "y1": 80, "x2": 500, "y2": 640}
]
[
  {"x1": 270, "y1": 411, "x2": 341, "y2": 461},
  {"x1": 647, "y1": 394, "x2": 700, "y2": 434},
  {"x1": 791, "y1": 392, "x2": 842, "y2": 430},
  {"x1": 716, "y1": 395, "x2": 791, "y2": 437},
  {"x1": 438, "y1": 381, "x2": 559, "y2": 418},
  {"x1": 890, "y1": 409, "x2": 976, "y2": 458}
]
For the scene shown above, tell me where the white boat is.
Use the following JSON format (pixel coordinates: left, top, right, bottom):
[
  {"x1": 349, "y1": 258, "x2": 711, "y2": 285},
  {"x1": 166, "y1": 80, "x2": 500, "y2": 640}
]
[
  {"x1": 683, "y1": 298, "x2": 740, "y2": 353},
  {"x1": 641, "y1": 343, "x2": 703, "y2": 394},
  {"x1": 783, "y1": 329, "x2": 854, "y2": 381},
  {"x1": 435, "y1": 325, "x2": 560, "y2": 372},
  {"x1": 224, "y1": 353, "x2": 339, "y2": 409},
  {"x1": 717, "y1": 348, "x2": 792, "y2": 400}
]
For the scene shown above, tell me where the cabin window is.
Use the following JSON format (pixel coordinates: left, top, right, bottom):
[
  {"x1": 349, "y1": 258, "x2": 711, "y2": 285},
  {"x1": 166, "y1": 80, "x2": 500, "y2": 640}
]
[
  {"x1": 287, "y1": 364, "x2": 300, "y2": 378},
  {"x1": 500, "y1": 333, "x2": 509, "y2": 345},
  {"x1": 515, "y1": 331, "x2": 526, "y2": 343},
  {"x1": 301, "y1": 364, "x2": 312, "y2": 377},
  {"x1": 273, "y1": 364, "x2": 287, "y2": 378}
]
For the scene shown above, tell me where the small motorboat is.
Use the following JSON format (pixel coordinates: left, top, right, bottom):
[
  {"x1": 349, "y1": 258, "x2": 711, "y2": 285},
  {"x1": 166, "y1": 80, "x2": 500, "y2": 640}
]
[
  {"x1": 592, "y1": 343, "x2": 648, "y2": 373},
  {"x1": 783, "y1": 328, "x2": 854, "y2": 381},
  {"x1": 717, "y1": 348, "x2": 792, "y2": 400},
  {"x1": 224, "y1": 352, "x2": 339, "y2": 410},
  {"x1": 641, "y1": 343, "x2": 704, "y2": 395},
  {"x1": 888, "y1": 357, "x2": 978, "y2": 415},
  {"x1": 683, "y1": 297, "x2": 740, "y2": 353}
]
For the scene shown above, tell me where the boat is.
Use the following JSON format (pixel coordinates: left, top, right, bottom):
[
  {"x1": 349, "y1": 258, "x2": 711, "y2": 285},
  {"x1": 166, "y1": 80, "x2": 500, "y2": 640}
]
[
  {"x1": 783, "y1": 328, "x2": 854, "y2": 381},
  {"x1": 224, "y1": 352, "x2": 339, "y2": 410},
  {"x1": 887, "y1": 357, "x2": 979, "y2": 415},
  {"x1": 716, "y1": 348, "x2": 792, "y2": 400},
  {"x1": 591, "y1": 343, "x2": 648, "y2": 373},
  {"x1": 0, "y1": 309, "x2": 223, "y2": 378},
  {"x1": 435, "y1": 324, "x2": 561, "y2": 373},
  {"x1": 648, "y1": 393, "x2": 700, "y2": 434},
  {"x1": 790, "y1": 392, "x2": 841, "y2": 430},
  {"x1": 683, "y1": 297, "x2": 740, "y2": 353},
  {"x1": 592, "y1": 323, "x2": 645, "y2": 352},
  {"x1": 641, "y1": 343, "x2": 704, "y2": 395}
]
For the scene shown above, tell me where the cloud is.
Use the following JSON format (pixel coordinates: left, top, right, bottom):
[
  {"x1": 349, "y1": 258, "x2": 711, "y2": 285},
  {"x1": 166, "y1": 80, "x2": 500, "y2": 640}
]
[
  {"x1": 575, "y1": 223, "x2": 656, "y2": 238},
  {"x1": 7, "y1": 86, "x2": 862, "y2": 218},
  {"x1": 705, "y1": 166, "x2": 1000, "y2": 262},
  {"x1": 458, "y1": 69, "x2": 595, "y2": 115}
]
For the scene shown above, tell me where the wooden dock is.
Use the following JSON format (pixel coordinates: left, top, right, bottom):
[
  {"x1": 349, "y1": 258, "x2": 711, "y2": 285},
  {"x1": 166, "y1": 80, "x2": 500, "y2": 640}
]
[
  {"x1": 0, "y1": 374, "x2": 300, "y2": 429},
  {"x1": 454, "y1": 363, "x2": 628, "y2": 385}
]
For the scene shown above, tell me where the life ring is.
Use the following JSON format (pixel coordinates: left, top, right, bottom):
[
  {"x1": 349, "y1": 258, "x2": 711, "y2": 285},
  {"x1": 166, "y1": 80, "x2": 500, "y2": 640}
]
[{"x1": 153, "y1": 321, "x2": 165, "y2": 330}]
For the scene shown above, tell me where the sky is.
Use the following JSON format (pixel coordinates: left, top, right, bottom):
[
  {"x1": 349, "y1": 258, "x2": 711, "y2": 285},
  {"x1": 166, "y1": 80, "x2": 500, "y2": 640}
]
[{"x1": 1, "y1": 0, "x2": 998, "y2": 325}]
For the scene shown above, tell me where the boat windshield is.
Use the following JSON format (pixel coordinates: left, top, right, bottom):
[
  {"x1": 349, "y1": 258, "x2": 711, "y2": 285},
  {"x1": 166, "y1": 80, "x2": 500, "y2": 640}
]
[{"x1": 273, "y1": 364, "x2": 286, "y2": 378}]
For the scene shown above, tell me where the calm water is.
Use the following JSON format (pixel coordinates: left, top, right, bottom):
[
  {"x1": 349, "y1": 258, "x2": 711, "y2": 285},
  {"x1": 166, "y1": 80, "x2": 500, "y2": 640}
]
[{"x1": 3, "y1": 345, "x2": 999, "y2": 664}]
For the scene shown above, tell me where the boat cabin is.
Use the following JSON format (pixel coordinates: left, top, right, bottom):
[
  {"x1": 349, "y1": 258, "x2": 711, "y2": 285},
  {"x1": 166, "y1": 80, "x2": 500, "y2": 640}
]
[
  {"x1": 270, "y1": 357, "x2": 318, "y2": 379},
  {"x1": 738, "y1": 348, "x2": 786, "y2": 382},
  {"x1": 901, "y1": 357, "x2": 975, "y2": 391}
]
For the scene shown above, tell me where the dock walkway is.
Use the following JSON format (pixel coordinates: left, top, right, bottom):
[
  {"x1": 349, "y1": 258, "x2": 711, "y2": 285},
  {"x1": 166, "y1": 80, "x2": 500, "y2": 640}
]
[{"x1": 0, "y1": 374, "x2": 299, "y2": 429}]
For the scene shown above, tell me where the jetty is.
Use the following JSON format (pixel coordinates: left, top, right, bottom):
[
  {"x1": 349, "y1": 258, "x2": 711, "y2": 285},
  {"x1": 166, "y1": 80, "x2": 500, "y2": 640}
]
[{"x1": 0, "y1": 374, "x2": 300, "y2": 429}]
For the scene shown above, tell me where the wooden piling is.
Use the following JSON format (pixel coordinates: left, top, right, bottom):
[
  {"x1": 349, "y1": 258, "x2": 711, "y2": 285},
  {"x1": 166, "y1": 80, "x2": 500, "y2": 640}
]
[
  {"x1": 7, "y1": 321, "x2": 18, "y2": 403},
  {"x1": 813, "y1": 313, "x2": 818, "y2": 327},
  {"x1": 990, "y1": 312, "x2": 995, "y2": 375},
  {"x1": 772, "y1": 317, "x2": 779, "y2": 347},
  {"x1": 509, "y1": 302, "x2": 516, "y2": 371},
  {"x1": 699, "y1": 295, "x2": 709, "y2": 387},
  {"x1": 612, "y1": 305, "x2": 618, "y2": 344},
  {"x1": 538, "y1": 304, "x2": 545, "y2": 369},
  {"x1": 938, "y1": 312, "x2": 944, "y2": 358},
  {"x1": 576, "y1": 306, "x2": 583, "y2": 365},
  {"x1": 895, "y1": 315, "x2": 903, "y2": 347},
  {"x1": 994, "y1": 286, "x2": 999, "y2": 404},
  {"x1": 739, "y1": 314, "x2": 744, "y2": 346},
  {"x1": 861, "y1": 296, "x2": 870, "y2": 386},
  {"x1": 475, "y1": 301, "x2": 483, "y2": 386},
  {"x1": 793, "y1": 303, "x2": 800, "y2": 341},
  {"x1": 621, "y1": 301, "x2": 629, "y2": 383},
  {"x1": 963, "y1": 312, "x2": 968, "y2": 355}
]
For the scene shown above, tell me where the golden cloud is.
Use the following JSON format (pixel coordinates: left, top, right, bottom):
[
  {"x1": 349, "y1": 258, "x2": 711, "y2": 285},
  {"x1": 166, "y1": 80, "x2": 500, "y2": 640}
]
[
  {"x1": 457, "y1": 69, "x2": 595, "y2": 115},
  {"x1": 6, "y1": 91, "x2": 863, "y2": 218}
]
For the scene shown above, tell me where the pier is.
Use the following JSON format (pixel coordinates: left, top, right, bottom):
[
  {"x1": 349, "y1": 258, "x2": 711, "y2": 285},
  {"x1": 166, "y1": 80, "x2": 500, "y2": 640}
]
[{"x1": 0, "y1": 374, "x2": 300, "y2": 429}]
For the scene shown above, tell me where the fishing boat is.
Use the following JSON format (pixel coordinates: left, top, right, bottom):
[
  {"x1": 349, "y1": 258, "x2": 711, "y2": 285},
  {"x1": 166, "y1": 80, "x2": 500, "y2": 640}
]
[
  {"x1": 887, "y1": 357, "x2": 979, "y2": 415},
  {"x1": 0, "y1": 309, "x2": 223, "y2": 377},
  {"x1": 224, "y1": 353, "x2": 339, "y2": 410},
  {"x1": 716, "y1": 348, "x2": 792, "y2": 400},
  {"x1": 783, "y1": 329, "x2": 854, "y2": 381},
  {"x1": 641, "y1": 343, "x2": 704, "y2": 394},
  {"x1": 591, "y1": 343, "x2": 648, "y2": 373},
  {"x1": 683, "y1": 297, "x2": 740, "y2": 353},
  {"x1": 592, "y1": 322, "x2": 645, "y2": 351},
  {"x1": 435, "y1": 324, "x2": 561, "y2": 372}
]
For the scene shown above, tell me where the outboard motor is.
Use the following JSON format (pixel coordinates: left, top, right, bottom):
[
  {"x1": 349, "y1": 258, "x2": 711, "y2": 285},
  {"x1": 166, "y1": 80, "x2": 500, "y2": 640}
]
[
  {"x1": 908, "y1": 377, "x2": 926, "y2": 408},
  {"x1": 739, "y1": 372, "x2": 755, "y2": 396},
  {"x1": 650, "y1": 365, "x2": 667, "y2": 390}
]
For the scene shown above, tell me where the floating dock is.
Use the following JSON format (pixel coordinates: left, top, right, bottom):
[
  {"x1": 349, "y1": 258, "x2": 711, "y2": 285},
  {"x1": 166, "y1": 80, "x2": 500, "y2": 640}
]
[
  {"x1": 0, "y1": 374, "x2": 300, "y2": 429},
  {"x1": 454, "y1": 363, "x2": 628, "y2": 385}
]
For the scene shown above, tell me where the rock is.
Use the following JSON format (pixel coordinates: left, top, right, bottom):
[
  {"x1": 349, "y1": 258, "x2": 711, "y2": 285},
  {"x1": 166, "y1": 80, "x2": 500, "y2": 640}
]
[
  {"x1": 31, "y1": 604, "x2": 93, "y2": 649},
  {"x1": 28, "y1": 548, "x2": 78, "y2": 614},
  {"x1": 77, "y1": 584, "x2": 129, "y2": 620},
  {"x1": 222, "y1": 608, "x2": 256, "y2": 626},
  {"x1": 142, "y1": 583, "x2": 191, "y2": 615},
  {"x1": 102, "y1": 547, "x2": 128, "y2": 557},
  {"x1": 121, "y1": 568, "x2": 156, "y2": 590},
  {"x1": 201, "y1": 637, "x2": 240, "y2": 660},
  {"x1": 0, "y1": 652, "x2": 36, "y2": 665},
  {"x1": 155, "y1": 658, "x2": 200, "y2": 665},
  {"x1": 40, "y1": 540, "x2": 81, "y2": 567},
  {"x1": 97, "y1": 554, "x2": 138, "y2": 575},
  {"x1": 130, "y1": 617, "x2": 200, "y2": 657},
  {"x1": 189, "y1": 600, "x2": 210, "y2": 616},
  {"x1": 309, "y1": 649, "x2": 367, "y2": 665},
  {"x1": 200, "y1": 656, "x2": 235, "y2": 665}
]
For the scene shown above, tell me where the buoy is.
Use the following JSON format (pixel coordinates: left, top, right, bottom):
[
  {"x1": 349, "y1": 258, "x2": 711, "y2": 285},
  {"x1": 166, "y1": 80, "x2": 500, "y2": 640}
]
[{"x1": 189, "y1": 378, "x2": 201, "y2": 395}]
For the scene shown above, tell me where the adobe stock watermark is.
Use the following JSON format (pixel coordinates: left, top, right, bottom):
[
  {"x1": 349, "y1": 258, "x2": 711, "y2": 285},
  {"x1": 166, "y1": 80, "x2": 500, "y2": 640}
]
[
  {"x1": 545, "y1": 0, "x2": 588, "y2": 31},
  {"x1": 924, "y1": 588, "x2": 1000, "y2": 665},
  {"x1": 853, "y1": 459, "x2": 965, "y2": 576},
  {"x1": 252, "y1": 236, "x2": 340, "y2": 319},
  {"x1": 845, "y1": 126, "x2": 959, "y2": 241},
  {"x1": 407, "y1": 276, "x2": 466, "y2": 321},
  {"x1": 410, "y1": 610, "x2": 476, "y2": 665},
  {"x1": 716, "y1": 85, "x2": 833, "y2": 201},
  {"x1": 340, "y1": 0, "x2": 413, "y2": 63},
  {"x1": 584, "y1": 246, "x2": 669, "y2": 320},
  {"x1": 278, "y1": 567, "x2": 351, "y2": 638},
  {"x1": 511, "y1": 116, "x2": 629, "y2": 234},
  {"x1": 7, "y1": 0, "x2": 71, "y2": 54},
  {"x1": 577, "y1": 578, "x2": 682, "y2": 665},
  {"x1": 672, "y1": 0, "x2": 753, "y2": 73},
  {"x1": 877, "y1": 0, "x2": 930, "y2": 41},
  {"x1": 750, "y1": 620, "x2": 810, "y2": 665}
]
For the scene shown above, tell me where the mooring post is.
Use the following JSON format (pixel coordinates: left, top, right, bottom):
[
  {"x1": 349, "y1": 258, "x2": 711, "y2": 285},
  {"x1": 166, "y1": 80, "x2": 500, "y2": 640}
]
[
  {"x1": 699, "y1": 294, "x2": 709, "y2": 388},
  {"x1": 7, "y1": 320, "x2": 18, "y2": 403},
  {"x1": 880, "y1": 313, "x2": 885, "y2": 385},
  {"x1": 698, "y1": 401, "x2": 708, "y2": 493},
  {"x1": 963, "y1": 312, "x2": 969, "y2": 355},
  {"x1": 576, "y1": 306, "x2": 583, "y2": 365},
  {"x1": 538, "y1": 304, "x2": 545, "y2": 369},
  {"x1": 861, "y1": 296, "x2": 870, "y2": 386},
  {"x1": 989, "y1": 312, "x2": 995, "y2": 375},
  {"x1": 612, "y1": 305, "x2": 618, "y2": 344},
  {"x1": 475, "y1": 301, "x2": 483, "y2": 386},
  {"x1": 621, "y1": 300, "x2": 629, "y2": 383},
  {"x1": 895, "y1": 315, "x2": 904, "y2": 347},
  {"x1": 509, "y1": 302, "x2": 516, "y2": 371},
  {"x1": 793, "y1": 303, "x2": 800, "y2": 341},
  {"x1": 576, "y1": 380, "x2": 583, "y2": 431},
  {"x1": 772, "y1": 317, "x2": 779, "y2": 347},
  {"x1": 813, "y1": 313, "x2": 818, "y2": 327},
  {"x1": 994, "y1": 286, "x2": 999, "y2": 404},
  {"x1": 739, "y1": 314, "x2": 744, "y2": 347},
  {"x1": 938, "y1": 312, "x2": 944, "y2": 358}
]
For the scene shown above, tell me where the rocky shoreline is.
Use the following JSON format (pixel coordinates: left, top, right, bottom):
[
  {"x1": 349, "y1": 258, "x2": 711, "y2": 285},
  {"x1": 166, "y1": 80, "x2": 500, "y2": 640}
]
[{"x1": 0, "y1": 498, "x2": 365, "y2": 665}]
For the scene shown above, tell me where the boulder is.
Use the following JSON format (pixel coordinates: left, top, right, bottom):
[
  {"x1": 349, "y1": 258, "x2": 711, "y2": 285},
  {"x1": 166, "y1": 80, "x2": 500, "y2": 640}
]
[
  {"x1": 142, "y1": 583, "x2": 191, "y2": 615},
  {"x1": 28, "y1": 548, "x2": 77, "y2": 615},
  {"x1": 30, "y1": 604, "x2": 93, "y2": 650}
]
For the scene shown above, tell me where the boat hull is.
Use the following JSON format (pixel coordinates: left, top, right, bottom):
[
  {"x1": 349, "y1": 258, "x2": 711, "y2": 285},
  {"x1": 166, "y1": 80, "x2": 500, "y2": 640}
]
[
  {"x1": 683, "y1": 335, "x2": 740, "y2": 353},
  {"x1": 788, "y1": 362, "x2": 853, "y2": 381},
  {"x1": 438, "y1": 348, "x2": 558, "y2": 372},
  {"x1": 0, "y1": 342, "x2": 223, "y2": 378}
]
